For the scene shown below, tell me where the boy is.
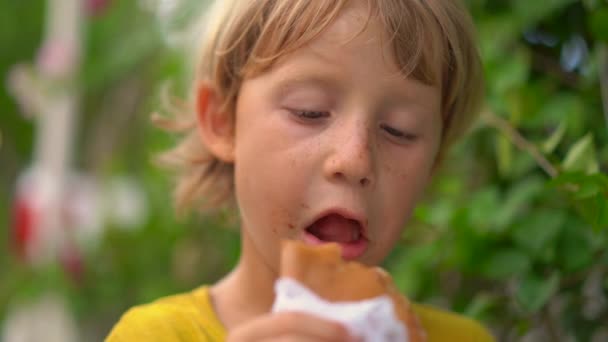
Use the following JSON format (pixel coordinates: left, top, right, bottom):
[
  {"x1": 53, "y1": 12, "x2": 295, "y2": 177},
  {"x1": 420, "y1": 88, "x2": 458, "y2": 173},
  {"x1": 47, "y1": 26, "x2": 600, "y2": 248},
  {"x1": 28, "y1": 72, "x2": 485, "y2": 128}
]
[{"x1": 107, "y1": 0, "x2": 493, "y2": 340}]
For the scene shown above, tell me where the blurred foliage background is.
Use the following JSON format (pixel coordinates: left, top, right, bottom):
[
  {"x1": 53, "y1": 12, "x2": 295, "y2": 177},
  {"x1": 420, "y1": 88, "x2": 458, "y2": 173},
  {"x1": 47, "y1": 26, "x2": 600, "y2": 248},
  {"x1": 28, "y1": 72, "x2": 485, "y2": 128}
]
[{"x1": 1, "y1": 0, "x2": 607, "y2": 341}]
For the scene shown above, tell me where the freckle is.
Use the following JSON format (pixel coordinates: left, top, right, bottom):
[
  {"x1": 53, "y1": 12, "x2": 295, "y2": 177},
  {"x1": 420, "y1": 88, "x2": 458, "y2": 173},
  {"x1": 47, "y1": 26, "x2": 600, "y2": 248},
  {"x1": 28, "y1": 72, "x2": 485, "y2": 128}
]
[
  {"x1": 384, "y1": 162, "x2": 394, "y2": 175},
  {"x1": 300, "y1": 203, "x2": 310, "y2": 209},
  {"x1": 288, "y1": 223, "x2": 295, "y2": 229}
]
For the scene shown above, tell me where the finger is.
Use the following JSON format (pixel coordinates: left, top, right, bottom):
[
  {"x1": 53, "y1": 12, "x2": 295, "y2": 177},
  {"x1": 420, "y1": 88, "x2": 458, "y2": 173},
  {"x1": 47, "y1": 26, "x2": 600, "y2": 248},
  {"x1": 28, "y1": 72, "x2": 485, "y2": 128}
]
[
  {"x1": 228, "y1": 311, "x2": 352, "y2": 342},
  {"x1": 270, "y1": 312, "x2": 352, "y2": 341}
]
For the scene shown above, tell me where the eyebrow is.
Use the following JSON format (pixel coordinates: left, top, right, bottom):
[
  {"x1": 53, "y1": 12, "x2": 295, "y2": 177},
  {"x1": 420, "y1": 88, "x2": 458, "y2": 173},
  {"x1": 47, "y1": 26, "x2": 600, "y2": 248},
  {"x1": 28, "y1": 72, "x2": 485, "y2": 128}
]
[
  {"x1": 382, "y1": 78, "x2": 440, "y2": 108},
  {"x1": 273, "y1": 75, "x2": 344, "y2": 98}
]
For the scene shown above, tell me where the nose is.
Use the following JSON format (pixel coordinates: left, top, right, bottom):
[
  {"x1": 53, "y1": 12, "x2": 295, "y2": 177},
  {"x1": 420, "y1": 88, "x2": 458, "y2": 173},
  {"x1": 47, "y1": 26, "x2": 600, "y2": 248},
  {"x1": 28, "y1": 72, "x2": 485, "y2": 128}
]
[{"x1": 323, "y1": 120, "x2": 375, "y2": 188}]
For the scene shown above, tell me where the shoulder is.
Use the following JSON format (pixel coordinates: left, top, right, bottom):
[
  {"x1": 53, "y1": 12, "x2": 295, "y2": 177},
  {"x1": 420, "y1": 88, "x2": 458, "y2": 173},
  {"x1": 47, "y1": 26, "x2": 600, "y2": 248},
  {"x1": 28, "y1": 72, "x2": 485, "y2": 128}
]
[
  {"x1": 412, "y1": 303, "x2": 495, "y2": 342},
  {"x1": 105, "y1": 286, "x2": 225, "y2": 342}
]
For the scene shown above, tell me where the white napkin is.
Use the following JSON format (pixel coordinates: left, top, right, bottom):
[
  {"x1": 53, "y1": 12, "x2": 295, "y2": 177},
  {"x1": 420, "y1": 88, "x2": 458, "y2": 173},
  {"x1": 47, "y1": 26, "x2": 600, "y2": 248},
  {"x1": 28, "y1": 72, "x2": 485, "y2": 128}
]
[{"x1": 271, "y1": 277, "x2": 408, "y2": 342}]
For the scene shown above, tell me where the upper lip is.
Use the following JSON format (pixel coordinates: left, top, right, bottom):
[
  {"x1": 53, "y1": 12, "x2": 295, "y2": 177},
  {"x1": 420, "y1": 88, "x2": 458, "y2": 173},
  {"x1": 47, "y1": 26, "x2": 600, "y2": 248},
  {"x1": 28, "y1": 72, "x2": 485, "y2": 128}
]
[{"x1": 304, "y1": 207, "x2": 369, "y2": 240}]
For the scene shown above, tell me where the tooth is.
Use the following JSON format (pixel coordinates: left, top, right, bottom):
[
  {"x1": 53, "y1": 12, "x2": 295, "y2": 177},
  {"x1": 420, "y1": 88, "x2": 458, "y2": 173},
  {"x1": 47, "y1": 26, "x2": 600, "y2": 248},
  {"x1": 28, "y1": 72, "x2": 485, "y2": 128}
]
[{"x1": 352, "y1": 229, "x2": 359, "y2": 241}]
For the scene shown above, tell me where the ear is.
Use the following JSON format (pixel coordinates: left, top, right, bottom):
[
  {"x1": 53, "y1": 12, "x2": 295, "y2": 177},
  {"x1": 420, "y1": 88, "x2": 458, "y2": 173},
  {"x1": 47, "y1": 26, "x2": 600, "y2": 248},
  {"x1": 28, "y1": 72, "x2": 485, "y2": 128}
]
[{"x1": 195, "y1": 83, "x2": 235, "y2": 163}]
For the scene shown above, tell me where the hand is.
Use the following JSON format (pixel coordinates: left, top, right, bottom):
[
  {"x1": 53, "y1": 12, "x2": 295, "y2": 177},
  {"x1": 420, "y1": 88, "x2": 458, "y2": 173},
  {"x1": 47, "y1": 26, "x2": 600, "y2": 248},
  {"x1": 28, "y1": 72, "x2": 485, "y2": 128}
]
[{"x1": 227, "y1": 311, "x2": 358, "y2": 342}]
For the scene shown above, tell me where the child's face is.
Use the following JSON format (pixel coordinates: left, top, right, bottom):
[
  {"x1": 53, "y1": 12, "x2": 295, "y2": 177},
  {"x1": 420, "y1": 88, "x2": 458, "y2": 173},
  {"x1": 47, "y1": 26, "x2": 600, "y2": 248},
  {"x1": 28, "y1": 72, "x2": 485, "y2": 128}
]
[{"x1": 231, "y1": 2, "x2": 442, "y2": 268}]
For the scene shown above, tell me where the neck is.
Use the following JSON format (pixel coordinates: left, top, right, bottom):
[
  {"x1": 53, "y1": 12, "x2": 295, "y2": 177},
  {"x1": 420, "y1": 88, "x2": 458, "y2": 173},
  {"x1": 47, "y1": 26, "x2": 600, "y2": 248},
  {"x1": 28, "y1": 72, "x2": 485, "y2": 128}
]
[{"x1": 210, "y1": 230, "x2": 278, "y2": 330}]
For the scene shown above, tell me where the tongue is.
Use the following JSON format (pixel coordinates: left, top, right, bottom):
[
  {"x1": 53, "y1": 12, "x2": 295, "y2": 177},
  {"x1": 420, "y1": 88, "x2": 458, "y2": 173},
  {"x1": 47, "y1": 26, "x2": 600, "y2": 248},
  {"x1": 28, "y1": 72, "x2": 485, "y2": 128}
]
[{"x1": 309, "y1": 214, "x2": 360, "y2": 243}]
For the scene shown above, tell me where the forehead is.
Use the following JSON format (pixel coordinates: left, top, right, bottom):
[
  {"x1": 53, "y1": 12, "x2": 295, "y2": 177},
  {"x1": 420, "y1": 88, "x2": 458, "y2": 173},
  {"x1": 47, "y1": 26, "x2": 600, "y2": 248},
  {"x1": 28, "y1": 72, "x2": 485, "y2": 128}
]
[{"x1": 308, "y1": 3, "x2": 399, "y2": 78}]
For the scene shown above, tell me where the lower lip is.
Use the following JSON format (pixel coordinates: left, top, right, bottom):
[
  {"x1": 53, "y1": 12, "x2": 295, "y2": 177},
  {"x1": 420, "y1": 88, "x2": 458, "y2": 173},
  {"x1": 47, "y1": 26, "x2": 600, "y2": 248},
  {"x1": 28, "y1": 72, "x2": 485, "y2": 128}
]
[{"x1": 302, "y1": 231, "x2": 369, "y2": 260}]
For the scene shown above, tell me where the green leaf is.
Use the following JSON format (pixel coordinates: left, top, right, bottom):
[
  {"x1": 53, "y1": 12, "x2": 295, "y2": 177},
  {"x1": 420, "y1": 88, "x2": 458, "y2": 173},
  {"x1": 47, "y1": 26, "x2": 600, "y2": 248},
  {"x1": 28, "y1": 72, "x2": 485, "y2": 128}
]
[
  {"x1": 541, "y1": 122, "x2": 566, "y2": 154},
  {"x1": 491, "y1": 49, "x2": 531, "y2": 94},
  {"x1": 481, "y1": 248, "x2": 531, "y2": 279},
  {"x1": 495, "y1": 177, "x2": 545, "y2": 230},
  {"x1": 574, "y1": 182, "x2": 603, "y2": 199},
  {"x1": 477, "y1": 15, "x2": 520, "y2": 61},
  {"x1": 558, "y1": 224, "x2": 595, "y2": 272},
  {"x1": 562, "y1": 133, "x2": 599, "y2": 174},
  {"x1": 597, "y1": 194, "x2": 608, "y2": 230},
  {"x1": 512, "y1": 210, "x2": 564, "y2": 257},
  {"x1": 582, "y1": 0, "x2": 602, "y2": 10},
  {"x1": 468, "y1": 187, "x2": 501, "y2": 232},
  {"x1": 550, "y1": 172, "x2": 608, "y2": 192},
  {"x1": 576, "y1": 193, "x2": 608, "y2": 232},
  {"x1": 464, "y1": 293, "x2": 498, "y2": 319},
  {"x1": 532, "y1": 94, "x2": 585, "y2": 135},
  {"x1": 512, "y1": 0, "x2": 578, "y2": 25},
  {"x1": 550, "y1": 172, "x2": 608, "y2": 230},
  {"x1": 516, "y1": 272, "x2": 560, "y2": 313},
  {"x1": 497, "y1": 134, "x2": 513, "y2": 177},
  {"x1": 589, "y1": 8, "x2": 608, "y2": 42},
  {"x1": 425, "y1": 199, "x2": 454, "y2": 228},
  {"x1": 388, "y1": 244, "x2": 437, "y2": 297}
]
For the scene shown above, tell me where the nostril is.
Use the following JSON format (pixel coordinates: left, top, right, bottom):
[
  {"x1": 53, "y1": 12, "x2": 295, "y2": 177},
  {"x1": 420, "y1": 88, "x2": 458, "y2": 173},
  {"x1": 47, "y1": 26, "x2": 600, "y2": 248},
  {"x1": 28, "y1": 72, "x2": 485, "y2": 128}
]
[{"x1": 359, "y1": 177, "x2": 370, "y2": 187}]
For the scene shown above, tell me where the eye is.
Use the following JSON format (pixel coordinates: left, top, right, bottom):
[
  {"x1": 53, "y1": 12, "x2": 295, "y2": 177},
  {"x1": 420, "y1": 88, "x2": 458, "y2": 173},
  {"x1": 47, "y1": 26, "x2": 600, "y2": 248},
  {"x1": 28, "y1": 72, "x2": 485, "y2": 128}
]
[
  {"x1": 290, "y1": 110, "x2": 330, "y2": 120},
  {"x1": 380, "y1": 123, "x2": 417, "y2": 142}
]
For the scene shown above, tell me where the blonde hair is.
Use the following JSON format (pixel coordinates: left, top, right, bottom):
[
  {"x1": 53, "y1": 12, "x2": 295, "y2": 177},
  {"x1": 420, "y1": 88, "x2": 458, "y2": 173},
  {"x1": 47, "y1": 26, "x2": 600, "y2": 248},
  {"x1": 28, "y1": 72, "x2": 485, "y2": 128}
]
[{"x1": 156, "y1": 0, "x2": 484, "y2": 214}]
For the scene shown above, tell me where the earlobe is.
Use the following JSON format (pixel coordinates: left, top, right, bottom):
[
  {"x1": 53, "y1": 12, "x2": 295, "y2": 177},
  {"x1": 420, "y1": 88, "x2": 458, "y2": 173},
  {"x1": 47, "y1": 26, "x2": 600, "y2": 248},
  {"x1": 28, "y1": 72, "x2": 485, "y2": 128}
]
[{"x1": 195, "y1": 84, "x2": 235, "y2": 163}]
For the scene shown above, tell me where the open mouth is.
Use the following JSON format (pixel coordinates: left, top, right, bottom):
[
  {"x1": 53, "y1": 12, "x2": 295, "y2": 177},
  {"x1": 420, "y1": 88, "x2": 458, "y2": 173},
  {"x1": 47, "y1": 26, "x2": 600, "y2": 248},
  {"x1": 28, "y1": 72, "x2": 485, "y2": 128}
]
[
  {"x1": 306, "y1": 214, "x2": 363, "y2": 243},
  {"x1": 303, "y1": 212, "x2": 369, "y2": 259}
]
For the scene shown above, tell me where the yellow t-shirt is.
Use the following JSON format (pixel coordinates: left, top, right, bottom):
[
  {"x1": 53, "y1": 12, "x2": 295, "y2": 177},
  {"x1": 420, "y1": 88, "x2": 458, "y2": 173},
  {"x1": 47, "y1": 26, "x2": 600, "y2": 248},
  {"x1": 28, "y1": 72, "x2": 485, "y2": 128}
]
[{"x1": 106, "y1": 286, "x2": 495, "y2": 341}]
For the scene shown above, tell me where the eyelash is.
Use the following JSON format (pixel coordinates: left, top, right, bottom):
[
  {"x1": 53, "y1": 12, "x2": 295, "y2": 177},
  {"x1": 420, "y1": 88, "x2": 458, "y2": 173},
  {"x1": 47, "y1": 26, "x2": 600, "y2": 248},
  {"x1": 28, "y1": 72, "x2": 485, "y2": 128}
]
[
  {"x1": 380, "y1": 123, "x2": 417, "y2": 141},
  {"x1": 291, "y1": 110, "x2": 329, "y2": 120},
  {"x1": 289, "y1": 109, "x2": 417, "y2": 142}
]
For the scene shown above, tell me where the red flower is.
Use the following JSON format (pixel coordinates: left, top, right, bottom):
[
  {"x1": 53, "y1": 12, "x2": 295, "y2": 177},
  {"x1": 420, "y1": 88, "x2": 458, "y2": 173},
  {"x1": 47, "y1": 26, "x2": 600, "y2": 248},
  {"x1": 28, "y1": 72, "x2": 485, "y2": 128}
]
[
  {"x1": 12, "y1": 195, "x2": 39, "y2": 261},
  {"x1": 85, "y1": 0, "x2": 112, "y2": 16}
]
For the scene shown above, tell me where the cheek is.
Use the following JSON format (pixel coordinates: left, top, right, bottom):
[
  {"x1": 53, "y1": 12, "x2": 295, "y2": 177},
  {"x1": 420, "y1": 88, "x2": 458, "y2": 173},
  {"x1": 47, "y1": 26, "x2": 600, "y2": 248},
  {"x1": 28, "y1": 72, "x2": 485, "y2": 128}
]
[
  {"x1": 235, "y1": 151, "x2": 287, "y2": 232},
  {"x1": 388, "y1": 148, "x2": 434, "y2": 190},
  {"x1": 368, "y1": 155, "x2": 433, "y2": 263},
  {"x1": 233, "y1": 124, "x2": 311, "y2": 237},
  {"x1": 377, "y1": 147, "x2": 436, "y2": 225}
]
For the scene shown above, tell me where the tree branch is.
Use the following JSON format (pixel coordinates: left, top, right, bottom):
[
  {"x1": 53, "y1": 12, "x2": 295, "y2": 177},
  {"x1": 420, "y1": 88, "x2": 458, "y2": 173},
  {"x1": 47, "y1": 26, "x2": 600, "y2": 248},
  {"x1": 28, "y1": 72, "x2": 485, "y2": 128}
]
[
  {"x1": 481, "y1": 110, "x2": 558, "y2": 178},
  {"x1": 542, "y1": 305, "x2": 562, "y2": 342}
]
